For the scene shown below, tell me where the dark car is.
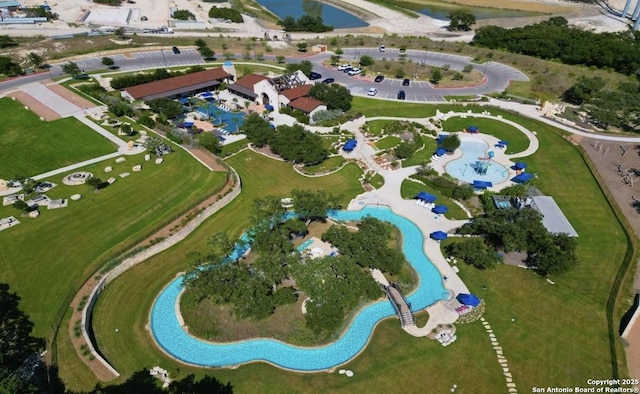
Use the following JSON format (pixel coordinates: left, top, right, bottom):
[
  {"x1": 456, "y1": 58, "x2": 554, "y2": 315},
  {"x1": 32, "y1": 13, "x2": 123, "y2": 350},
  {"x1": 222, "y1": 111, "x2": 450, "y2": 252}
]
[
  {"x1": 374, "y1": 75, "x2": 384, "y2": 82},
  {"x1": 402, "y1": 78, "x2": 410, "y2": 86},
  {"x1": 397, "y1": 90, "x2": 406, "y2": 100},
  {"x1": 108, "y1": 65, "x2": 120, "y2": 70},
  {"x1": 73, "y1": 73, "x2": 90, "y2": 80},
  {"x1": 322, "y1": 78, "x2": 335, "y2": 84},
  {"x1": 172, "y1": 46, "x2": 180, "y2": 54},
  {"x1": 309, "y1": 72, "x2": 322, "y2": 80}
]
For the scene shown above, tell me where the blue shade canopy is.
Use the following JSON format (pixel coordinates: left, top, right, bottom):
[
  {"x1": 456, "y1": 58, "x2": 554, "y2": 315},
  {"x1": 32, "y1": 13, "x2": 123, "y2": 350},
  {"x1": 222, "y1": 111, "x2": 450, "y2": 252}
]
[
  {"x1": 512, "y1": 162, "x2": 527, "y2": 170},
  {"x1": 473, "y1": 180, "x2": 492, "y2": 189},
  {"x1": 498, "y1": 140, "x2": 508, "y2": 145},
  {"x1": 456, "y1": 293, "x2": 481, "y2": 307},
  {"x1": 511, "y1": 173, "x2": 534, "y2": 184},
  {"x1": 429, "y1": 230, "x2": 448, "y2": 240},
  {"x1": 467, "y1": 126, "x2": 479, "y2": 132},
  {"x1": 416, "y1": 192, "x2": 437, "y2": 203},
  {"x1": 343, "y1": 139, "x2": 357, "y2": 152},
  {"x1": 432, "y1": 205, "x2": 448, "y2": 214},
  {"x1": 435, "y1": 147, "x2": 448, "y2": 156},
  {"x1": 264, "y1": 104, "x2": 274, "y2": 111}
]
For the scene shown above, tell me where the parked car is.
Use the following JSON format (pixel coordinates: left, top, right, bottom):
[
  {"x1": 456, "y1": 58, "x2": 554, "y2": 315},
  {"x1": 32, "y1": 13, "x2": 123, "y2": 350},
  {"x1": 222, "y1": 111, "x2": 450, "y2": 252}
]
[
  {"x1": 374, "y1": 75, "x2": 384, "y2": 82},
  {"x1": 342, "y1": 66, "x2": 354, "y2": 73},
  {"x1": 402, "y1": 78, "x2": 410, "y2": 86},
  {"x1": 322, "y1": 78, "x2": 335, "y2": 84},
  {"x1": 309, "y1": 72, "x2": 322, "y2": 80},
  {"x1": 172, "y1": 46, "x2": 180, "y2": 54},
  {"x1": 379, "y1": 45, "x2": 386, "y2": 52},
  {"x1": 368, "y1": 88, "x2": 379, "y2": 96},
  {"x1": 337, "y1": 64, "x2": 352, "y2": 71},
  {"x1": 397, "y1": 90, "x2": 406, "y2": 100},
  {"x1": 348, "y1": 68, "x2": 362, "y2": 76}
]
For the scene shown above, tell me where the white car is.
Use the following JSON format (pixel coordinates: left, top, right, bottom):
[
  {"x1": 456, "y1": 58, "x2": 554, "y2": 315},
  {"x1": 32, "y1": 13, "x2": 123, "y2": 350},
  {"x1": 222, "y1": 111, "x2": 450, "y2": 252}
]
[
  {"x1": 348, "y1": 68, "x2": 362, "y2": 76},
  {"x1": 379, "y1": 45, "x2": 386, "y2": 52},
  {"x1": 367, "y1": 88, "x2": 378, "y2": 96},
  {"x1": 337, "y1": 64, "x2": 352, "y2": 71}
]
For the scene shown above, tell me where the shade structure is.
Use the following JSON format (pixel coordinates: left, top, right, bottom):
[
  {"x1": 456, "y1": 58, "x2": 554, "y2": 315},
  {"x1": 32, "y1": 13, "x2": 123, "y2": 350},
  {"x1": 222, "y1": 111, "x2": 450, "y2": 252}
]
[
  {"x1": 473, "y1": 180, "x2": 493, "y2": 189},
  {"x1": 343, "y1": 139, "x2": 357, "y2": 152},
  {"x1": 498, "y1": 140, "x2": 508, "y2": 145},
  {"x1": 467, "y1": 126, "x2": 479, "y2": 133},
  {"x1": 512, "y1": 162, "x2": 527, "y2": 170},
  {"x1": 435, "y1": 147, "x2": 448, "y2": 156},
  {"x1": 432, "y1": 205, "x2": 448, "y2": 214},
  {"x1": 429, "y1": 230, "x2": 448, "y2": 241},
  {"x1": 456, "y1": 293, "x2": 481, "y2": 307},
  {"x1": 511, "y1": 172, "x2": 534, "y2": 184},
  {"x1": 264, "y1": 104, "x2": 274, "y2": 111},
  {"x1": 416, "y1": 191, "x2": 437, "y2": 203}
]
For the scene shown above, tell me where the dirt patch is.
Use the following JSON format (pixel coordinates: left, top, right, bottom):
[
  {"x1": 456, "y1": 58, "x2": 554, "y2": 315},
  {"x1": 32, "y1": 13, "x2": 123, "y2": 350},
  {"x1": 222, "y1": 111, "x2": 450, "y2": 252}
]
[
  {"x1": 502, "y1": 251, "x2": 527, "y2": 267},
  {"x1": 8, "y1": 91, "x2": 61, "y2": 121}
]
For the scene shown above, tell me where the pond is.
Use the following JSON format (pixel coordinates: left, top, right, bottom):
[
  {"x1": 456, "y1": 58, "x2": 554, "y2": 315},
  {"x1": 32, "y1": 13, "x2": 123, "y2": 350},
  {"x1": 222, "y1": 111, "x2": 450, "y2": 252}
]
[{"x1": 255, "y1": 0, "x2": 368, "y2": 29}]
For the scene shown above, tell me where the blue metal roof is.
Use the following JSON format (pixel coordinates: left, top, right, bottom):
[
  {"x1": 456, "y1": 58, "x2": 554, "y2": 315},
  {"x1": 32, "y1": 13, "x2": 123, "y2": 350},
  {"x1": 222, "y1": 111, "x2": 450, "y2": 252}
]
[{"x1": 0, "y1": 1, "x2": 22, "y2": 7}]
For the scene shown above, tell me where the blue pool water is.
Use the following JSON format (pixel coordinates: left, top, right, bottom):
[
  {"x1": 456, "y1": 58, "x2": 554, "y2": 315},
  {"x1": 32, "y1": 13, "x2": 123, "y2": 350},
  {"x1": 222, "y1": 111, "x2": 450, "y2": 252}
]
[
  {"x1": 296, "y1": 238, "x2": 314, "y2": 252},
  {"x1": 197, "y1": 103, "x2": 244, "y2": 132},
  {"x1": 445, "y1": 139, "x2": 509, "y2": 184},
  {"x1": 150, "y1": 206, "x2": 449, "y2": 371},
  {"x1": 255, "y1": 0, "x2": 367, "y2": 29}
]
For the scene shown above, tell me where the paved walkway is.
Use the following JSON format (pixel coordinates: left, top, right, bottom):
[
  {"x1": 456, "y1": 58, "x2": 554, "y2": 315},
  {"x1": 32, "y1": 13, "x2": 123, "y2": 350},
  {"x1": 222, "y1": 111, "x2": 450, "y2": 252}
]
[{"x1": 20, "y1": 82, "x2": 85, "y2": 118}]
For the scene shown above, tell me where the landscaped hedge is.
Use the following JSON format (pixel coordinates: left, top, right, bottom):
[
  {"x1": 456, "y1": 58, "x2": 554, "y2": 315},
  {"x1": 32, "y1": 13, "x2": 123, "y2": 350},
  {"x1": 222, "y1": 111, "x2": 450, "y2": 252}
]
[{"x1": 208, "y1": 7, "x2": 243, "y2": 23}]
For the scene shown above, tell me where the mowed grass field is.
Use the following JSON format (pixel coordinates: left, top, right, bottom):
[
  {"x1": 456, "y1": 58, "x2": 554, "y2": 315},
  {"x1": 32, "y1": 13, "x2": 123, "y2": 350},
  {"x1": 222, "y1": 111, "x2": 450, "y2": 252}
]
[
  {"x1": 441, "y1": 116, "x2": 531, "y2": 155},
  {"x1": 60, "y1": 105, "x2": 630, "y2": 391},
  {"x1": 0, "y1": 98, "x2": 117, "y2": 178},
  {"x1": 0, "y1": 147, "x2": 226, "y2": 339}
]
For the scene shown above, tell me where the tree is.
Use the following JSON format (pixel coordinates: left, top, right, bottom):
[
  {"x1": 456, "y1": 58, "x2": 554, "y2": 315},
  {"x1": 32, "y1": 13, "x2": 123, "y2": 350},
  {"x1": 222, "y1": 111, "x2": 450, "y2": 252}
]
[
  {"x1": 286, "y1": 60, "x2": 313, "y2": 77},
  {"x1": 172, "y1": 9, "x2": 195, "y2": 20},
  {"x1": 101, "y1": 57, "x2": 115, "y2": 67},
  {"x1": 114, "y1": 27, "x2": 126, "y2": 39},
  {"x1": 394, "y1": 68, "x2": 405, "y2": 79},
  {"x1": 447, "y1": 11, "x2": 476, "y2": 31},
  {"x1": 309, "y1": 83, "x2": 353, "y2": 111},
  {"x1": 291, "y1": 189, "x2": 340, "y2": 222},
  {"x1": 463, "y1": 64, "x2": 473, "y2": 73},
  {"x1": 241, "y1": 112, "x2": 272, "y2": 147},
  {"x1": 0, "y1": 56, "x2": 22, "y2": 76},
  {"x1": 27, "y1": 53, "x2": 44, "y2": 68},
  {"x1": 200, "y1": 46, "x2": 215, "y2": 60},
  {"x1": 441, "y1": 133, "x2": 460, "y2": 152},
  {"x1": 430, "y1": 68, "x2": 443, "y2": 84},
  {"x1": 0, "y1": 35, "x2": 17, "y2": 49},
  {"x1": 62, "y1": 61, "x2": 81, "y2": 76},
  {"x1": 0, "y1": 284, "x2": 45, "y2": 393},
  {"x1": 297, "y1": 42, "x2": 308, "y2": 52},
  {"x1": 194, "y1": 38, "x2": 207, "y2": 49},
  {"x1": 564, "y1": 76, "x2": 606, "y2": 105},
  {"x1": 359, "y1": 55, "x2": 374, "y2": 67},
  {"x1": 529, "y1": 233, "x2": 578, "y2": 276},
  {"x1": 198, "y1": 132, "x2": 221, "y2": 154},
  {"x1": 394, "y1": 141, "x2": 417, "y2": 159},
  {"x1": 147, "y1": 97, "x2": 184, "y2": 119},
  {"x1": 446, "y1": 238, "x2": 498, "y2": 269}
]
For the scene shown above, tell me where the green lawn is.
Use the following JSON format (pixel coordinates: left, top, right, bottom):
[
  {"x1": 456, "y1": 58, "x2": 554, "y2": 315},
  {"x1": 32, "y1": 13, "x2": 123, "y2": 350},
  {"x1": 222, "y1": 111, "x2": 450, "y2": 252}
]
[
  {"x1": 220, "y1": 138, "x2": 248, "y2": 157},
  {"x1": 0, "y1": 148, "x2": 226, "y2": 339},
  {"x1": 441, "y1": 116, "x2": 531, "y2": 155},
  {"x1": 366, "y1": 120, "x2": 394, "y2": 137},
  {"x1": 303, "y1": 155, "x2": 346, "y2": 174},
  {"x1": 353, "y1": 97, "x2": 485, "y2": 118},
  {"x1": 402, "y1": 137, "x2": 438, "y2": 167},
  {"x1": 0, "y1": 98, "x2": 117, "y2": 178},
  {"x1": 368, "y1": 173, "x2": 385, "y2": 189},
  {"x1": 375, "y1": 136, "x2": 401, "y2": 150}
]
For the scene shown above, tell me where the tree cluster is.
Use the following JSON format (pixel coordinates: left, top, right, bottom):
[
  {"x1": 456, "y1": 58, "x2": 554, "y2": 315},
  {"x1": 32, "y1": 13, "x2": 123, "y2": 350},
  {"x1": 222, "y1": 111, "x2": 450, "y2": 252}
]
[
  {"x1": 309, "y1": 83, "x2": 353, "y2": 111},
  {"x1": 172, "y1": 9, "x2": 195, "y2": 20},
  {"x1": 278, "y1": 15, "x2": 333, "y2": 32},
  {"x1": 472, "y1": 17, "x2": 640, "y2": 76},
  {"x1": 285, "y1": 60, "x2": 313, "y2": 77},
  {"x1": 451, "y1": 206, "x2": 578, "y2": 275},
  {"x1": 23, "y1": 7, "x2": 58, "y2": 20},
  {"x1": 322, "y1": 217, "x2": 406, "y2": 275},
  {"x1": 110, "y1": 66, "x2": 204, "y2": 90},
  {"x1": 564, "y1": 76, "x2": 640, "y2": 131},
  {"x1": 0, "y1": 35, "x2": 17, "y2": 49},
  {"x1": 208, "y1": 6, "x2": 243, "y2": 23},
  {"x1": 447, "y1": 11, "x2": 476, "y2": 31},
  {"x1": 241, "y1": 114, "x2": 328, "y2": 165},
  {"x1": 147, "y1": 97, "x2": 185, "y2": 119},
  {"x1": 0, "y1": 56, "x2": 22, "y2": 77},
  {"x1": 195, "y1": 39, "x2": 216, "y2": 60},
  {"x1": 0, "y1": 284, "x2": 46, "y2": 393}
]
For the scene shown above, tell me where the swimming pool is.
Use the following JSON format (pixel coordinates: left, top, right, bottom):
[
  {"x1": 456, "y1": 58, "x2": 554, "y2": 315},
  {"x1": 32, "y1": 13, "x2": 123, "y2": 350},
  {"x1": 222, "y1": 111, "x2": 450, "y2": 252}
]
[
  {"x1": 445, "y1": 139, "x2": 509, "y2": 184},
  {"x1": 296, "y1": 238, "x2": 314, "y2": 252},
  {"x1": 150, "y1": 206, "x2": 449, "y2": 371},
  {"x1": 197, "y1": 103, "x2": 244, "y2": 132}
]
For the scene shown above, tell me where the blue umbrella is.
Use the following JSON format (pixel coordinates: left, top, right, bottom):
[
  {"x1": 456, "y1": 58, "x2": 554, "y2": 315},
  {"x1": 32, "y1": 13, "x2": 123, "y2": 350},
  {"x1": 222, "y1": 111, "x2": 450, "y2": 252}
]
[
  {"x1": 429, "y1": 231, "x2": 448, "y2": 241},
  {"x1": 512, "y1": 162, "x2": 527, "y2": 170},
  {"x1": 432, "y1": 205, "x2": 448, "y2": 214},
  {"x1": 456, "y1": 293, "x2": 481, "y2": 307}
]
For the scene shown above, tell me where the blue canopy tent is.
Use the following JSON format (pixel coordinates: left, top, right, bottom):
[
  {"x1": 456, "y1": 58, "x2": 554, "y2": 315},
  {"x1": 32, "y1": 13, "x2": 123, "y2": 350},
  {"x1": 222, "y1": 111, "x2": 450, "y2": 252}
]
[
  {"x1": 467, "y1": 126, "x2": 479, "y2": 133},
  {"x1": 498, "y1": 140, "x2": 508, "y2": 145},
  {"x1": 264, "y1": 104, "x2": 274, "y2": 111},
  {"x1": 343, "y1": 139, "x2": 357, "y2": 152},
  {"x1": 435, "y1": 147, "x2": 448, "y2": 157},
  {"x1": 512, "y1": 162, "x2": 527, "y2": 171},
  {"x1": 473, "y1": 180, "x2": 493, "y2": 189},
  {"x1": 429, "y1": 231, "x2": 448, "y2": 241},
  {"x1": 456, "y1": 293, "x2": 481, "y2": 307},
  {"x1": 199, "y1": 92, "x2": 213, "y2": 99},
  {"x1": 177, "y1": 97, "x2": 189, "y2": 104},
  {"x1": 416, "y1": 192, "x2": 437, "y2": 203},
  {"x1": 432, "y1": 205, "x2": 448, "y2": 214},
  {"x1": 512, "y1": 172, "x2": 534, "y2": 184}
]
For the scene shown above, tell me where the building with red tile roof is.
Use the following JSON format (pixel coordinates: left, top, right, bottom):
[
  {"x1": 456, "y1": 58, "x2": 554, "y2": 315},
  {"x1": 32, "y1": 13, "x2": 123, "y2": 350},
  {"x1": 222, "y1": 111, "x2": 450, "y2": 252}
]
[{"x1": 123, "y1": 67, "x2": 231, "y2": 100}]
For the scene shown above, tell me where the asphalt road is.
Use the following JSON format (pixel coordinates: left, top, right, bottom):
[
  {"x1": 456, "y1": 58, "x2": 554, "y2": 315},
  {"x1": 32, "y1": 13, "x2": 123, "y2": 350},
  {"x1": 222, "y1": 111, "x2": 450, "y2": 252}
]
[{"x1": 0, "y1": 47, "x2": 527, "y2": 103}]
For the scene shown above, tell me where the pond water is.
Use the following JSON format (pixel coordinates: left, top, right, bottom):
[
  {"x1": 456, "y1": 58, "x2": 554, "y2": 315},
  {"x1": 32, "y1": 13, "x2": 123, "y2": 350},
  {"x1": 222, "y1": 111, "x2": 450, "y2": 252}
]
[{"x1": 255, "y1": 0, "x2": 367, "y2": 29}]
